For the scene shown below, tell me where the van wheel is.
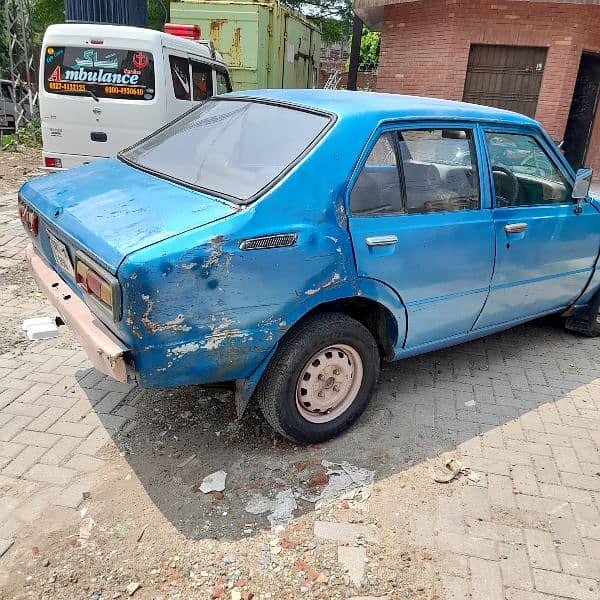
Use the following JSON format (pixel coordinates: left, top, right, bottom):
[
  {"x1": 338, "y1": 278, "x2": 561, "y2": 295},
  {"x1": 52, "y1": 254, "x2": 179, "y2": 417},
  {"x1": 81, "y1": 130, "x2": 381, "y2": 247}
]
[
  {"x1": 565, "y1": 292, "x2": 600, "y2": 337},
  {"x1": 255, "y1": 312, "x2": 379, "y2": 444}
]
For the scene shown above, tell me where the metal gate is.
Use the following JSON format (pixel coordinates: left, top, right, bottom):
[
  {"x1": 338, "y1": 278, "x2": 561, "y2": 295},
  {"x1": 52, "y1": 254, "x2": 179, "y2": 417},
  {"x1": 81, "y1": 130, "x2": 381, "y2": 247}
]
[{"x1": 463, "y1": 45, "x2": 547, "y2": 118}]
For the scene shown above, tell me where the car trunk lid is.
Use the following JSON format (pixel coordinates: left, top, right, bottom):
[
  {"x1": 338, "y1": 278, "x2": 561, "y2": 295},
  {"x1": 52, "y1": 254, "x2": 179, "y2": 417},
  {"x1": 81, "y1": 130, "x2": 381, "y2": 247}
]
[{"x1": 20, "y1": 158, "x2": 237, "y2": 273}]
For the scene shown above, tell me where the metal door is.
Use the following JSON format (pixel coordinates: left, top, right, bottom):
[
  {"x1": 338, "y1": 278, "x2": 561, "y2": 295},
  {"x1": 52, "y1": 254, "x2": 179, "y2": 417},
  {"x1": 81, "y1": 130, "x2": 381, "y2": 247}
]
[
  {"x1": 563, "y1": 53, "x2": 600, "y2": 170},
  {"x1": 474, "y1": 128, "x2": 600, "y2": 329},
  {"x1": 282, "y1": 15, "x2": 312, "y2": 88},
  {"x1": 347, "y1": 123, "x2": 495, "y2": 351},
  {"x1": 463, "y1": 45, "x2": 547, "y2": 118}
]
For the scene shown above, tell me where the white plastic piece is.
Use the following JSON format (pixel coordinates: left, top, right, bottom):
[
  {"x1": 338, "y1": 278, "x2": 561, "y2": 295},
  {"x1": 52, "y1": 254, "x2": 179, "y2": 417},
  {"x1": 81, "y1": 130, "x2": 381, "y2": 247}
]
[
  {"x1": 21, "y1": 316, "x2": 56, "y2": 331},
  {"x1": 25, "y1": 322, "x2": 59, "y2": 340}
]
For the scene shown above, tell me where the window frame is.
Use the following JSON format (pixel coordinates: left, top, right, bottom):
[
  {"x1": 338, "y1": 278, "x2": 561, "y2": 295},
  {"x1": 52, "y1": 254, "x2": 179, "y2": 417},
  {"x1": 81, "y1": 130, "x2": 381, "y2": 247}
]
[
  {"x1": 347, "y1": 120, "x2": 485, "y2": 218},
  {"x1": 118, "y1": 96, "x2": 337, "y2": 205},
  {"x1": 168, "y1": 53, "x2": 192, "y2": 101},
  {"x1": 482, "y1": 125, "x2": 576, "y2": 209},
  {"x1": 215, "y1": 67, "x2": 232, "y2": 94},
  {"x1": 190, "y1": 59, "x2": 214, "y2": 101}
]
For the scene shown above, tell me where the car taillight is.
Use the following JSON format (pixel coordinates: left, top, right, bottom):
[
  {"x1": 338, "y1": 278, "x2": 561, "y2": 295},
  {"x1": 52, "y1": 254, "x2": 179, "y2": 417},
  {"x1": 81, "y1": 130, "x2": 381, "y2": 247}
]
[
  {"x1": 44, "y1": 157, "x2": 62, "y2": 168},
  {"x1": 76, "y1": 255, "x2": 119, "y2": 320},
  {"x1": 18, "y1": 197, "x2": 39, "y2": 236}
]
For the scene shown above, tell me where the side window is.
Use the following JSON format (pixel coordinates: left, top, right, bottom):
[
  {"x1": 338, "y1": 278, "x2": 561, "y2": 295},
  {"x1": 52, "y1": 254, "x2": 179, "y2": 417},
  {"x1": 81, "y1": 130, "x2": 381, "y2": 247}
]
[
  {"x1": 190, "y1": 60, "x2": 213, "y2": 101},
  {"x1": 485, "y1": 132, "x2": 572, "y2": 207},
  {"x1": 216, "y1": 69, "x2": 232, "y2": 94},
  {"x1": 169, "y1": 55, "x2": 190, "y2": 100},
  {"x1": 398, "y1": 129, "x2": 480, "y2": 214},
  {"x1": 350, "y1": 133, "x2": 402, "y2": 216}
]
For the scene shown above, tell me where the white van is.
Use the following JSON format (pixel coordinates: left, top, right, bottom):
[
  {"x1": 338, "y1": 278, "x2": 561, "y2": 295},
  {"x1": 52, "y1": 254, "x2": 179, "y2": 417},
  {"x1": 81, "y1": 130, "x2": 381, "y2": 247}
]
[{"x1": 39, "y1": 23, "x2": 232, "y2": 170}]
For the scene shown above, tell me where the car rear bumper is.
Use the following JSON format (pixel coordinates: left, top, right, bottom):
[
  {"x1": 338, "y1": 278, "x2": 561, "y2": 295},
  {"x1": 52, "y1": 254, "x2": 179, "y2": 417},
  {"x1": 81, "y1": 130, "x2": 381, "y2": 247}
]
[{"x1": 26, "y1": 243, "x2": 130, "y2": 383}]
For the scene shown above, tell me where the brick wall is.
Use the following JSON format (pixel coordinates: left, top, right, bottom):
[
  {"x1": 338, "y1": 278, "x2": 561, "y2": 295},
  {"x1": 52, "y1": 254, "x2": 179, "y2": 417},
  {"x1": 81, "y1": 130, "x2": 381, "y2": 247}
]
[{"x1": 377, "y1": 0, "x2": 600, "y2": 176}]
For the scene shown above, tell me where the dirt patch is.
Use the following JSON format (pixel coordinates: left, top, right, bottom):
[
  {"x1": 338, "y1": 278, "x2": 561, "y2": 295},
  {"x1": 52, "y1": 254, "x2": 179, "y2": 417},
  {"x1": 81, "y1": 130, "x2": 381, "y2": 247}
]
[{"x1": 0, "y1": 146, "x2": 43, "y2": 195}]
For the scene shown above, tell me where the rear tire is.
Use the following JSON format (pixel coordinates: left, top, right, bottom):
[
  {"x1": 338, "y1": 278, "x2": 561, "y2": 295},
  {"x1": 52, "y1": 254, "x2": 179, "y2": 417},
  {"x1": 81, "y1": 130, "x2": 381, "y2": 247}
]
[{"x1": 255, "y1": 312, "x2": 380, "y2": 444}]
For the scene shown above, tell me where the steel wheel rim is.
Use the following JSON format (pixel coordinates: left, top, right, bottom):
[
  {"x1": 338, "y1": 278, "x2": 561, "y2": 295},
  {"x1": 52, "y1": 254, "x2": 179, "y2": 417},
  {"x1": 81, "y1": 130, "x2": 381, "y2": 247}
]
[{"x1": 295, "y1": 343, "x2": 363, "y2": 424}]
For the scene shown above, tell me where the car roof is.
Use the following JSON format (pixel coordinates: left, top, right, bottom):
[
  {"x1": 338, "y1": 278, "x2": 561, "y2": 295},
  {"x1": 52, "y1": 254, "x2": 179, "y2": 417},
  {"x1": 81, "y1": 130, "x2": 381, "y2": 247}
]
[{"x1": 228, "y1": 89, "x2": 539, "y2": 127}]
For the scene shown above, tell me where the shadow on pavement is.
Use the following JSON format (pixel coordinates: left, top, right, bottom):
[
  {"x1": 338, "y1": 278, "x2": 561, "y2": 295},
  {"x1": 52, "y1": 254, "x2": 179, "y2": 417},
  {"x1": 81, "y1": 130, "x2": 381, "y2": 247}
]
[{"x1": 76, "y1": 316, "x2": 599, "y2": 542}]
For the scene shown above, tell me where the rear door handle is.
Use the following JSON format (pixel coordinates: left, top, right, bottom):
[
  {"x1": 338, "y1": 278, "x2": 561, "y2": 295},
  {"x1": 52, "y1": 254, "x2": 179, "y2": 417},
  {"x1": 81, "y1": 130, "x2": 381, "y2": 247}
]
[
  {"x1": 366, "y1": 235, "x2": 398, "y2": 247},
  {"x1": 504, "y1": 223, "x2": 528, "y2": 234}
]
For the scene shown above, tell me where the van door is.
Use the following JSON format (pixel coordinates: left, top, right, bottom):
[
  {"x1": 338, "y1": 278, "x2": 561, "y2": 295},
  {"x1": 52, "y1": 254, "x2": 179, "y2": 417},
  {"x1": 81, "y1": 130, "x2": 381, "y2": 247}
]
[{"x1": 40, "y1": 45, "x2": 160, "y2": 157}]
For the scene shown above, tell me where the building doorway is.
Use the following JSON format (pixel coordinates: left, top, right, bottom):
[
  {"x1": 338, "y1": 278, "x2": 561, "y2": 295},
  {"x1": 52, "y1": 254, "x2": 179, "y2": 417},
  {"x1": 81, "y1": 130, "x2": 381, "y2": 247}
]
[
  {"x1": 463, "y1": 44, "x2": 547, "y2": 118},
  {"x1": 563, "y1": 53, "x2": 600, "y2": 171}
]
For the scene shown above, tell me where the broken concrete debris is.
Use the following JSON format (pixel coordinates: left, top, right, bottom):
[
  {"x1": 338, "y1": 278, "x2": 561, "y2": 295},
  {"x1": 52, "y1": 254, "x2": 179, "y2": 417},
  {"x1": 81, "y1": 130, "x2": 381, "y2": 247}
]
[
  {"x1": 301, "y1": 460, "x2": 375, "y2": 504},
  {"x1": 125, "y1": 581, "x2": 141, "y2": 596},
  {"x1": 199, "y1": 470, "x2": 227, "y2": 493},
  {"x1": 338, "y1": 545, "x2": 367, "y2": 587},
  {"x1": 245, "y1": 489, "x2": 297, "y2": 527}
]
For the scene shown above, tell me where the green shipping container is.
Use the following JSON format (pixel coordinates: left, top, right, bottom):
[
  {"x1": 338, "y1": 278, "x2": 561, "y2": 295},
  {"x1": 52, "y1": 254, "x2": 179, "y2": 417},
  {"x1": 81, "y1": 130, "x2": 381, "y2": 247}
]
[{"x1": 170, "y1": 0, "x2": 321, "y2": 90}]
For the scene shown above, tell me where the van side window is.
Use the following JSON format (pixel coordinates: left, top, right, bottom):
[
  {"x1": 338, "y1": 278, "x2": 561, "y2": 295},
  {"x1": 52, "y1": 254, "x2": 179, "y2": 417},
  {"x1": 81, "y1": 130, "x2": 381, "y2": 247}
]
[
  {"x1": 216, "y1": 69, "x2": 232, "y2": 94},
  {"x1": 191, "y1": 60, "x2": 213, "y2": 101},
  {"x1": 169, "y1": 55, "x2": 191, "y2": 100}
]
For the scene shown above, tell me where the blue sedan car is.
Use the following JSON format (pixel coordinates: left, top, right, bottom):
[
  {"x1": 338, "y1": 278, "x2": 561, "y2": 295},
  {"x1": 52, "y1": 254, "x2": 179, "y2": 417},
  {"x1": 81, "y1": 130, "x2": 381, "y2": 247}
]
[{"x1": 18, "y1": 90, "x2": 600, "y2": 443}]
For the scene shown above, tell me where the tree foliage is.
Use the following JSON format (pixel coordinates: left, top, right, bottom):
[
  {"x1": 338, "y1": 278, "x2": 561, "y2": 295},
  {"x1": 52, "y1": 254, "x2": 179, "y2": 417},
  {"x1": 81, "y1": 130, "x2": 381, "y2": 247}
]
[
  {"x1": 359, "y1": 28, "x2": 380, "y2": 70},
  {"x1": 282, "y1": 0, "x2": 353, "y2": 43},
  {"x1": 0, "y1": 3, "x2": 9, "y2": 78}
]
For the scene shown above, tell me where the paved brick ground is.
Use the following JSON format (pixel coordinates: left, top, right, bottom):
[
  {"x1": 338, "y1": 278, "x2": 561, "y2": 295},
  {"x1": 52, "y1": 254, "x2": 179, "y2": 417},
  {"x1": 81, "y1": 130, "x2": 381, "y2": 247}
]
[
  {"x1": 1, "y1": 185, "x2": 600, "y2": 598},
  {"x1": 0, "y1": 191, "x2": 136, "y2": 560}
]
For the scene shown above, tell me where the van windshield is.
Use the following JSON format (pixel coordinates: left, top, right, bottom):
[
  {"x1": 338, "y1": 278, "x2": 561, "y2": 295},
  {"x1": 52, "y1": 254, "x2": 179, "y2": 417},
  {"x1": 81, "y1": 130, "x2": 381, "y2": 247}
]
[
  {"x1": 43, "y1": 46, "x2": 155, "y2": 100},
  {"x1": 120, "y1": 99, "x2": 332, "y2": 202}
]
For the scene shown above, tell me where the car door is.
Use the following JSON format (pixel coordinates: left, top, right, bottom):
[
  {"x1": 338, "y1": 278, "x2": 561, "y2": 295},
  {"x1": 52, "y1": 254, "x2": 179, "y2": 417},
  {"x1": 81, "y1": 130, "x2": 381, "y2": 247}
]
[
  {"x1": 348, "y1": 123, "x2": 495, "y2": 349},
  {"x1": 474, "y1": 128, "x2": 600, "y2": 329}
]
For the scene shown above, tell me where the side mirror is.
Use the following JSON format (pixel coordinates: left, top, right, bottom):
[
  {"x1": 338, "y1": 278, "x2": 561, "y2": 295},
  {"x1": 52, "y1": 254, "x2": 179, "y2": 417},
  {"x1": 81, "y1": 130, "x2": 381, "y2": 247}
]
[{"x1": 573, "y1": 167, "x2": 593, "y2": 213}]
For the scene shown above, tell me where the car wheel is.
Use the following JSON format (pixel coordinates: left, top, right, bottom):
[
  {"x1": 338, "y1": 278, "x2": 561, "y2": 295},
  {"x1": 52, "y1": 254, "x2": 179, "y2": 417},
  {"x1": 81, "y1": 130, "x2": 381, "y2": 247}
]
[
  {"x1": 565, "y1": 291, "x2": 600, "y2": 337},
  {"x1": 255, "y1": 312, "x2": 380, "y2": 444}
]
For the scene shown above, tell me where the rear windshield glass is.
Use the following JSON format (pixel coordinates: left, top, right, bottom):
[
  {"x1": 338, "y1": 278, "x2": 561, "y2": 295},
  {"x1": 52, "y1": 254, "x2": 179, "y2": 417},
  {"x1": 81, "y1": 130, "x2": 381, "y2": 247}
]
[
  {"x1": 120, "y1": 99, "x2": 331, "y2": 202},
  {"x1": 43, "y1": 46, "x2": 155, "y2": 100}
]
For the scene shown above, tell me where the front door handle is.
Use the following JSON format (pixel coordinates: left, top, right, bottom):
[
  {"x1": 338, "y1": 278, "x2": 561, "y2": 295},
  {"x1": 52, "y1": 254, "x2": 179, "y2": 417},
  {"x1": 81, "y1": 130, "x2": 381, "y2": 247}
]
[
  {"x1": 366, "y1": 235, "x2": 398, "y2": 247},
  {"x1": 504, "y1": 223, "x2": 528, "y2": 234}
]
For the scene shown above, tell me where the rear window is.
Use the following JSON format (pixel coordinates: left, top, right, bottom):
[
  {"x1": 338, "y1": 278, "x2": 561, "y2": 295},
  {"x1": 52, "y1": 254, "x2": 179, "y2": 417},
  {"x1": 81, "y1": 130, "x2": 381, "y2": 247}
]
[
  {"x1": 43, "y1": 46, "x2": 155, "y2": 101},
  {"x1": 120, "y1": 99, "x2": 331, "y2": 202}
]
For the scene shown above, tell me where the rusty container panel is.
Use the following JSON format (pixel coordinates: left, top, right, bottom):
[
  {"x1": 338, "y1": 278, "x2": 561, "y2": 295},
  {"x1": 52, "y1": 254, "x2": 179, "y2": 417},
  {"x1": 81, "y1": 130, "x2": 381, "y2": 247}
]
[{"x1": 170, "y1": 0, "x2": 320, "y2": 91}]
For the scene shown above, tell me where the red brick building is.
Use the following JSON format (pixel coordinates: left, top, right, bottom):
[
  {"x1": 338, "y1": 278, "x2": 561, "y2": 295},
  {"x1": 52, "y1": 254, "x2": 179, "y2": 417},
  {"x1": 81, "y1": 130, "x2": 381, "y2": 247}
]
[{"x1": 354, "y1": 0, "x2": 600, "y2": 177}]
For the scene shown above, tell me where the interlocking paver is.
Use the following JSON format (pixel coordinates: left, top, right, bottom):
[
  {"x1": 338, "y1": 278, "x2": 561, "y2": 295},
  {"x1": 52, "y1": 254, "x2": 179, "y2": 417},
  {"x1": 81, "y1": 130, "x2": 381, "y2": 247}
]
[
  {"x1": 499, "y1": 542, "x2": 534, "y2": 590},
  {"x1": 525, "y1": 530, "x2": 561, "y2": 571},
  {"x1": 11, "y1": 430, "x2": 61, "y2": 448},
  {"x1": 39, "y1": 436, "x2": 81, "y2": 466},
  {"x1": 24, "y1": 464, "x2": 76, "y2": 485},
  {"x1": 62, "y1": 453, "x2": 105, "y2": 473},
  {"x1": 1, "y1": 446, "x2": 46, "y2": 477},
  {"x1": 0, "y1": 415, "x2": 32, "y2": 442},
  {"x1": 532, "y1": 568, "x2": 598, "y2": 600},
  {"x1": 470, "y1": 557, "x2": 503, "y2": 600}
]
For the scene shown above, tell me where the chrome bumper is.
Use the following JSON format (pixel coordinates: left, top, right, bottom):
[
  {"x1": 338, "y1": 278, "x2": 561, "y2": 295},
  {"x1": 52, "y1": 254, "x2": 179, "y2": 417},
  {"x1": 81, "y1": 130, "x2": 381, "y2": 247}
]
[{"x1": 26, "y1": 243, "x2": 129, "y2": 383}]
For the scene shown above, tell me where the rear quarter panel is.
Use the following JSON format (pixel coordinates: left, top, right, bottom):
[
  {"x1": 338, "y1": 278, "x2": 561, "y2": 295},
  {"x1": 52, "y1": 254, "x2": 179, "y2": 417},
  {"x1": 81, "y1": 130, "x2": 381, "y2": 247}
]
[{"x1": 119, "y1": 113, "x2": 377, "y2": 387}]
